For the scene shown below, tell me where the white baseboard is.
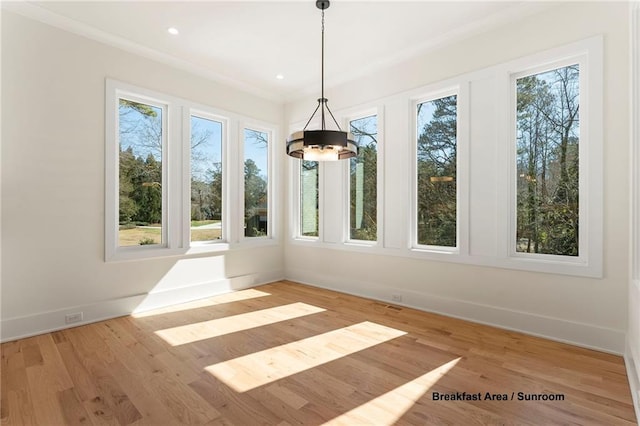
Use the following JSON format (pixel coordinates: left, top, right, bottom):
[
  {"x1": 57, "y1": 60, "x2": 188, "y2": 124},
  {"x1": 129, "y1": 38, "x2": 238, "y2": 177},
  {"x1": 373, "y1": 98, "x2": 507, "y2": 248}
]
[
  {"x1": 286, "y1": 267, "x2": 626, "y2": 355},
  {"x1": 625, "y1": 339, "x2": 640, "y2": 424},
  {"x1": 0, "y1": 270, "x2": 283, "y2": 343}
]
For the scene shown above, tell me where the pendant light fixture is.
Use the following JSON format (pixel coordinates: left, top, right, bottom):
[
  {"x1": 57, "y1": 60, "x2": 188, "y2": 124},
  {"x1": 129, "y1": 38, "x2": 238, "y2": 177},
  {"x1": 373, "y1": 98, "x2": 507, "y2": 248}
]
[{"x1": 286, "y1": 0, "x2": 357, "y2": 161}]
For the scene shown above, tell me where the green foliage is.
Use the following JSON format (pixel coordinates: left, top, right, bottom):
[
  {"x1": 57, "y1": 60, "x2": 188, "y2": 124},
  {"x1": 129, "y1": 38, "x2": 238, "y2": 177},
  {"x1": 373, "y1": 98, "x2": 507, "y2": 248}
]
[
  {"x1": 138, "y1": 237, "x2": 156, "y2": 245},
  {"x1": 417, "y1": 95, "x2": 457, "y2": 247},
  {"x1": 190, "y1": 162, "x2": 222, "y2": 223},
  {"x1": 349, "y1": 116, "x2": 378, "y2": 241},
  {"x1": 119, "y1": 99, "x2": 158, "y2": 117},
  {"x1": 118, "y1": 100, "x2": 163, "y2": 228},
  {"x1": 516, "y1": 65, "x2": 579, "y2": 256},
  {"x1": 244, "y1": 159, "x2": 268, "y2": 237},
  {"x1": 119, "y1": 147, "x2": 162, "y2": 225},
  {"x1": 300, "y1": 160, "x2": 319, "y2": 237}
]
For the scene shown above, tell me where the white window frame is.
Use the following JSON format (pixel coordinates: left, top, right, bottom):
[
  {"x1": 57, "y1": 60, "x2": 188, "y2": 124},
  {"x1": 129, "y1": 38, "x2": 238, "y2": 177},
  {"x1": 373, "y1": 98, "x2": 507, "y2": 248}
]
[
  {"x1": 295, "y1": 159, "x2": 322, "y2": 241},
  {"x1": 343, "y1": 107, "x2": 383, "y2": 246},
  {"x1": 184, "y1": 108, "x2": 230, "y2": 249},
  {"x1": 501, "y1": 37, "x2": 603, "y2": 277},
  {"x1": 239, "y1": 121, "x2": 276, "y2": 244},
  {"x1": 106, "y1": 81, "x2": 182, "y2": 261},
  {"x1": 289, "y1": 119, "x2": 323, "y2": 242},
  {"x1": 105, "y1": 79, "x2": 279, "y2": 261},
  {"x1": 410, "y1": 84, "x2": 469, "y2": 257}
]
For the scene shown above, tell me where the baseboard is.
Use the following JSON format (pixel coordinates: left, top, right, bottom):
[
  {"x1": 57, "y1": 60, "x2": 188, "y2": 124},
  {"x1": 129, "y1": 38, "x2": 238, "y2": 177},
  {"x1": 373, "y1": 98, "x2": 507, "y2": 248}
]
[
  {"x1": 626, "y1": 338, "x2": 640, "y2": 424},
  {"x1": 0, "y1": 270, "x2": 283, "y2": 343},
  {"x1": 286, "y1": 268, "x2": 626, "y2": 355}
]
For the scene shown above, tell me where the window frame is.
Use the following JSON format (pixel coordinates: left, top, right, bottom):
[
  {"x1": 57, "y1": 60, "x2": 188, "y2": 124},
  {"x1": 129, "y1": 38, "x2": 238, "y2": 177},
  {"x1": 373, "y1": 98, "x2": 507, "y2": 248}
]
[
  {"x1": 106, "y1": 81, "x2": 181, "y2": 261},
  {"x1": 105, "y1": 79, "x2": 279, "y2": 261},
  {"x1": 343, "y1": 107, "x2": 383, "y2": 246},
  {"x1": 184, "y1": 108, "x2": 230, "y2": 249},
  {"x1": 501, "y1": 37, "x2": 603, "y2": 277},
  {"x1": 296, "y1": 159, "x2": 321, "y2": 241},
  {"x1": 409, "y1": 84, "x2": 469, "y2": 256},
  {"x1": 288, "y1": 118, "x2": 322, "y2": 242},
  {"x1": 239, "y1": 121, "x2": 275, "y2": 244}
]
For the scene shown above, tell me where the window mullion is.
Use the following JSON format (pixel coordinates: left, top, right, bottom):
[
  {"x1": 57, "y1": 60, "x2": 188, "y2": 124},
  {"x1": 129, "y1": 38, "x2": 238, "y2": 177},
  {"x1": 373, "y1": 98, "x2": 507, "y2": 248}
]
[{"x1": 166, "y1": 103, "x2": 183, "y2": 249}]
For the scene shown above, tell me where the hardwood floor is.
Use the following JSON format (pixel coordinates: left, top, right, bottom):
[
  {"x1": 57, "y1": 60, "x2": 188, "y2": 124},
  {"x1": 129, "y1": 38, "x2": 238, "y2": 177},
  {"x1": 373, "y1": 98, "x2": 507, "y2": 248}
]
[{"x1": 1, "y1": 280, "x2": 637, "y2": 425}]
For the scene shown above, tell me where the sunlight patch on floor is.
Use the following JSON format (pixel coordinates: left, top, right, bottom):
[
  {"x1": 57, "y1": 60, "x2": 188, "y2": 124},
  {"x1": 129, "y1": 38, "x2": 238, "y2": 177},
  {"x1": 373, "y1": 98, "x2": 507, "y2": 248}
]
[
  {"x1": 205, "y1": 321, "x2": 407, "y2": 392},
  {"x1": 322, "y1": 357, "x2": 461, "y2": 425},
  {"x1": 132, "y1": 289, "x2": 271, "y2": 318},
  {"x1": 155, "y1": 302, "x2": 326, "y2": 345}
]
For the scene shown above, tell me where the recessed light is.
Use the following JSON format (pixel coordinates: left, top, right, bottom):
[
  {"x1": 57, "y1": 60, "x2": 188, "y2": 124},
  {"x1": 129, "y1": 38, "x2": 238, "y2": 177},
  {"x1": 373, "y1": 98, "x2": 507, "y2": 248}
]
[
  {"x1": 167, "y1": 27, "x2": 179, "y2": 35},
  {"x1": 276, "y1": 74, "x2": 284, "y2": 80}
]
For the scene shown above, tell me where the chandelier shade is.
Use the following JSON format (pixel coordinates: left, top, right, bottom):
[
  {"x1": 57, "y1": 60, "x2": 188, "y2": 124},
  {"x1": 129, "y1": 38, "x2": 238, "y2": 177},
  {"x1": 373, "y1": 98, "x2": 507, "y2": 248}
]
[
  {"x1": 286, "y1": 129, "x2": 357, "y2": 161},
  {"x1": 285, "y1": 0, "x2": 357, "y2": 161}
]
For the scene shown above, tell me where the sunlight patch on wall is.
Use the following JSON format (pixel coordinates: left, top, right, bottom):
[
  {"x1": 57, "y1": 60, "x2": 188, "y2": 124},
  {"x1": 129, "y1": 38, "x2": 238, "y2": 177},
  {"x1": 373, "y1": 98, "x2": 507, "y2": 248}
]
[
  {"x1": 132, "y1": 288, "x2": 271, "y2": 318},
  {"x1": 152, "y1": 257, "x2": 227, "y2": 292},
  {"x1": 155, "y1": 302, "x2": 326, "y2": 346},
  {"x1": 322, "y1": 357, "x2": 461, "y2": 425},
  {"x1": 205, "y1": 321, "x2": 406, "y2": 392}
]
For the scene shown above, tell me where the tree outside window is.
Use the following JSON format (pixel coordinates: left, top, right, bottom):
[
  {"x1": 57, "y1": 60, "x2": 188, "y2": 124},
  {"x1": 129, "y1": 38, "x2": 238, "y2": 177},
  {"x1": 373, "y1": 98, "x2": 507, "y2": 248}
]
[
  {"x1": 416, "y1": 94, "x2": 457, "y2": 247},
  {"x1": 118, "y1": 99, "x2": 163, "y2": 246},
  {"x1": 190, "y1": 115, "x2": 223, "y2": 242},
  {"x1": 349, "y1": 115, "x2": 377, "y2": 241},
  {"x1": 516, "y1": 64, "x2": 579, "y2": 256},
  {"x1": 300, "y1": 160, "x2": 319, "y2": 237},
  {"x1": 244, "y1": 129, "x2": 269, "y2": 238}
]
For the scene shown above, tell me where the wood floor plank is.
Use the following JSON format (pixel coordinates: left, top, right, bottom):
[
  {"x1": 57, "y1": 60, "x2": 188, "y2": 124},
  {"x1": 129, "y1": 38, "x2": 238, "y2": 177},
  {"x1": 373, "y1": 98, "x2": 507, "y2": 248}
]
[
  {"x1": 56, "y1": 340, "x2": 120, "y2": 426},
  {"x1": 1, "y1": 341, "x2": 37, "y2": 426},
  {"x1": 1, "y1": 281, "x2": 636, "y2": 425},
  {"x1": 58, "y1": 387, "x2": 93, "y2": 425},
  {"x1": 188, "y1": 372, "x2": 282, "y2": 425}
]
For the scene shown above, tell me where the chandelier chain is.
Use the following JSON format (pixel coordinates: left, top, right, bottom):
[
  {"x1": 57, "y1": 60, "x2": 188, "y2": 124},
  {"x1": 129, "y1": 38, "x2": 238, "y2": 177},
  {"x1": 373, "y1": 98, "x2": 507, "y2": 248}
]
[{"x1": 321, "y1": 9, "x2": 325, "y2": 130}]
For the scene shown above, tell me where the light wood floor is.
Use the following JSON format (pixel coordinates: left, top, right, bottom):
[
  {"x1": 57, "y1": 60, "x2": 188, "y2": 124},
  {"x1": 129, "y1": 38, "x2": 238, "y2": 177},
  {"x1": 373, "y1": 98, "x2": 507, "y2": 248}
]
[{"x1": 1, "y1": 280, "x2": 637, "y2": 425}]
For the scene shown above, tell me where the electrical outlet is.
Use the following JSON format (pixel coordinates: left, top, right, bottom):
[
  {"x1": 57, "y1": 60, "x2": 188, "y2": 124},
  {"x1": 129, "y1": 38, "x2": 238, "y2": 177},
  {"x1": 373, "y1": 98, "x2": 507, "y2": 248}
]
[
  {"x1": 391, "y1": 294, "x2": 403, "y2": 303},
  {"x1": 65, "y1": 312, "x2": 83, "y2": 324}
]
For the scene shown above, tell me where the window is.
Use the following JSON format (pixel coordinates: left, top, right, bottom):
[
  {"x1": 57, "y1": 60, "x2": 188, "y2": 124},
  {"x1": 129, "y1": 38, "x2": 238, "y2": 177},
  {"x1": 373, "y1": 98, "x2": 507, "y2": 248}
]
[
  {"x1": 300, "y1": 160, "x2": 319, "y2": 238},
  {"x1": 415, "y1": 94, "x2": 458, "y2": 248},
  {"x1": 106, "y1": 79, "x2": 278, "y2": 261},
  {"x1": 349, "y1": 115, "x2": 378, "y2": 242},
  {"x1": 515, "y1": 64, "x2": 580, "y2": 256},
  {"x1": 286, "y1": 37, "x2": 600, "y2": 277},
  {"x1": 244, "y1": 128, "x2": 270, "y2": 238},
  {"x1": 504, "y1": 37, "x2": 603, "y2": 277},
  {"x1": 190, "y1": 114, "x2": 224, "y2": 243},
  {"x1": 117, "y1": 97, "x2": 166, "y2": 247}
]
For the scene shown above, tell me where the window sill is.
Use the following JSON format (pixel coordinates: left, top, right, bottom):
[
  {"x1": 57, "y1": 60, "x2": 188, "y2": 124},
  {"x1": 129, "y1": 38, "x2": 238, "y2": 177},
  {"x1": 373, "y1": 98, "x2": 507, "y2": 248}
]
[
  {"x1": 287, "y1": 238, "x2": 602, "y2": 278},
  {"x1": 106, "y1": 238, "x2": 280, "y2": 262}
]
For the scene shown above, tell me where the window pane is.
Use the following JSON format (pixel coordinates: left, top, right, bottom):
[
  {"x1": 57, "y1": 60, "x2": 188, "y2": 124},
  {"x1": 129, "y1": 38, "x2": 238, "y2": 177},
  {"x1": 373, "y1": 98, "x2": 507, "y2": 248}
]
[
  {"x1": 190, "y1": 115, "x2": 223, "y2": 242},
  {"x1": 118, "y1": 99, "x2": 163, "y2": 247},
  {"x1": 349, "y1": 115, "x2": 377, "y2": 241},
  {"x1": 244, "y1": 129, "x2": 269, "y2": 237},
  {"x1": 300, "y1": 160, "x2": 319, "y2": 237},
  {"x1": 516, "y1": 64, "x2": 579, "y2": 256},
  {"x1": 416, "y1": 95, "x2": 457, "y2": 247}
]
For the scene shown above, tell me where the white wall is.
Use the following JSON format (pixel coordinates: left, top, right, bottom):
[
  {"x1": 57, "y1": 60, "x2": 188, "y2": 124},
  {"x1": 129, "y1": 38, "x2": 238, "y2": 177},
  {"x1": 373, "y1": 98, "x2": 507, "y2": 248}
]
[
  {"x1": 627, "y1": 0, "x2": 640, "y2": 417},
  {"x1": 285, "y1": 2, "x2": 630, "y2": 354},
  {"x1": 1, "y1": 11, "x2": 285, "y2": 341}
]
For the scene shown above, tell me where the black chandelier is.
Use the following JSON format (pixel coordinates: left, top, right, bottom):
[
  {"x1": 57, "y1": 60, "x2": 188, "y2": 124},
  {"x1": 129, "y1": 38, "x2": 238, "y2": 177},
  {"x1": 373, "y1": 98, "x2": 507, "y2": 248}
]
[{"x1": 286, "y1": 0, "x2": 357, "y2": 161}]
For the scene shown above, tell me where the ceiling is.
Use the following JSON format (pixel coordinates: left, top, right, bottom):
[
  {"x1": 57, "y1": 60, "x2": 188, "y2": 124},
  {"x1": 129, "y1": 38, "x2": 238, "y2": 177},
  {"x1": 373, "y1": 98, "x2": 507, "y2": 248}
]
[{"x1": 5, "y1": 1, "x2": 551, "y2": 102}]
